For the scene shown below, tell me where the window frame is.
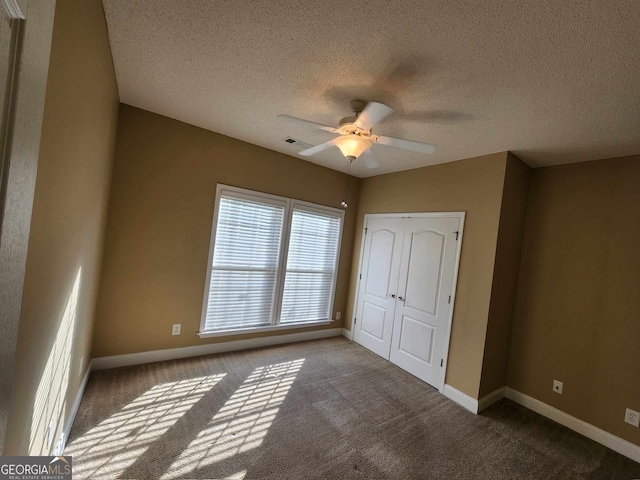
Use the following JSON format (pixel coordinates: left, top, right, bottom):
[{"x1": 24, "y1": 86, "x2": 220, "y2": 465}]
[{"x1": 199, "y1": 184, "x2": 344, "y2": 337}]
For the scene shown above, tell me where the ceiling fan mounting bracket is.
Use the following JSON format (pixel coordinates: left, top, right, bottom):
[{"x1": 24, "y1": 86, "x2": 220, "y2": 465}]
[{"x1": 350, "y1": 99, "x2": 367, "y2": 115}]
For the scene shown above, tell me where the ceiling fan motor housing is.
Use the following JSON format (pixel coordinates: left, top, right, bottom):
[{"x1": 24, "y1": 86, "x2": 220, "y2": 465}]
[
  {"x1": 338, "y1": 99, "x2": 375, "y2": 135},
  {"x1": 338, "y1": 116, "x2": 370, "y2": 136}
]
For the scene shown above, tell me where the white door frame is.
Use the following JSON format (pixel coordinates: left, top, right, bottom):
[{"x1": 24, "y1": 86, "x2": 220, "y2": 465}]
[
  {"x1": 351, "y1": 212, "x2": 465, "y2": 393},
  {"x1": 0, "y1": 0, "x2": 56, "y2": 453}
]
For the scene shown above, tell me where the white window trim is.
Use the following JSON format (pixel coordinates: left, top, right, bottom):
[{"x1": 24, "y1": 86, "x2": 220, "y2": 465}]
[
  {"x1": 198, "y1": 184, "x2": 344, "y2": 337},
  {"x1": 198, "y1": 320, "x2": 334, "y2": 338}
]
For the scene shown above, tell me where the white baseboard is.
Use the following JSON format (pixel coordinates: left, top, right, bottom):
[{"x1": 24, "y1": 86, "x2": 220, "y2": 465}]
[
  {"x1": 92, "y1": 327, "x2": 344, "y2": 370},
  {"x1": 443, "y1": 384, "x2": 478, "y2": 413},
  {"x1": 342, "y1": 328, "x2": 353, "y2": 340},
  {"x1": 505, "y1": 387, "x2": 640, "y2": 464},
  {"x1": 478, "y1": 386, "x2": 506, "y2": 412},
  {"x1": 60, "y1": 360, "x2": 92, "y2": 455}
]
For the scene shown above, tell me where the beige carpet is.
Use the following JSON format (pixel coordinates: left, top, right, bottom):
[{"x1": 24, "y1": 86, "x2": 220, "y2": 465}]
[{"x1": 66, "y1": 337, "x2": 640, "y2": 479}]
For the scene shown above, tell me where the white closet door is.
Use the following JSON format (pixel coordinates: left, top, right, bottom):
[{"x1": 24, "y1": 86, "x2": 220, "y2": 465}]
[
  {"x1": 389, "y1": 217, "x2": 459, "y2": 388},
  {"x1": 353, "y1": 218, "x2": 404, "y2": 359}
]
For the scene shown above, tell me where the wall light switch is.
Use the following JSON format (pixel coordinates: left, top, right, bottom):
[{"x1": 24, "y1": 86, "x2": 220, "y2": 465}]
[
  {"x1": 553, "y1": 380, "x2": 563, "y2": 394},
  {"x1": 335, "y1": 312, "x2": 341, "y2": 320},
  {"x1": 172, "y1": 324, "x2": 181, "y2": 336}
]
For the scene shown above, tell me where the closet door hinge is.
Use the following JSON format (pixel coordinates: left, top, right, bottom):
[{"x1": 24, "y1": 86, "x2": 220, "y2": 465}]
[
  {"x1": 364, "y1": 227, "x2": 368, "y2": 234},
  {"x1": 448, "y1": 295, "x2": 451, "y2": 304},
  {"x1": 455, "y1": 231, "x2": 459, "y2": 240},
  {"x1": 440, "y1": 359, "x2": 444, "y2": 367},
  {"x1": 359, "y1": 273, "x2": 362, "y2": 280},
  {"x1": 354, "y1": 317, "x2": 357, "y2": 325}
]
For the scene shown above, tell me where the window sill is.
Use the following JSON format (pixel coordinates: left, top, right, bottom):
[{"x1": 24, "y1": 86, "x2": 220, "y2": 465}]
[{"x1": 198, "y1": 320, "x2": 333, "y2": 338}]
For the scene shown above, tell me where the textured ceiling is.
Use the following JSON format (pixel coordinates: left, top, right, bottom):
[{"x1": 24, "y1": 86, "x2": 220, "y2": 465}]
[{"x1": 102, "y1": 0, "x2": 640, "y2": 177}]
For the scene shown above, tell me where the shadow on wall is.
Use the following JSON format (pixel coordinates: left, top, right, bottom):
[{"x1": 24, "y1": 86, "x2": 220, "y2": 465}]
[
  {"x1": 29, "y1": 268, "x2": 82, "y2": 455},
  {"x1": 65, "y1": 359, "x2": 305, "y2": 480}
]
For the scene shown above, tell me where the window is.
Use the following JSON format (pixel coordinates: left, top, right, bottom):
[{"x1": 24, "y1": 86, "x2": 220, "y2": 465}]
[
  {"x1": 200, "y1": 185, "x2": 343, "y2": 335},
  {"x1": 280, "y1": 208, "x2": 341, "y2": 324}
]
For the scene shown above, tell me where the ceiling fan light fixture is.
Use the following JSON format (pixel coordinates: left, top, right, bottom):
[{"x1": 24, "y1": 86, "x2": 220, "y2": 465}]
[{"x1": 334, "y1": 134, "x2": 371, "y2": 159}]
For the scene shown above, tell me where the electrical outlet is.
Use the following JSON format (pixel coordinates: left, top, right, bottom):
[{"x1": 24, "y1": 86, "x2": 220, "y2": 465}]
[
  {"x1": 172, "y1": 324, "x2": 181, "y2": 336},
  {"x1": 625, "y1": 408, "x2": 640, "y2": 427},
  {"x1": 553, "y1": 380, "x2": 563, "y2": 394},
  {"x1": 335, "y1": 312, "x2": 341, "y2": 320}
]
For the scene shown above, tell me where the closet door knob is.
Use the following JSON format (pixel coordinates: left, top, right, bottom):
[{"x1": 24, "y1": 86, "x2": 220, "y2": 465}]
[
  {"x1": 389, "y1": 294, "x2": 396, "y2": 299},
  {"x1": 398, "y1": 296, "x2": 405, "y2": 301}
]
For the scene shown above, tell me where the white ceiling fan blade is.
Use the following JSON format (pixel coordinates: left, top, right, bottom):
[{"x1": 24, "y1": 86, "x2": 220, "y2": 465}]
[
  {"x1": 299, "y1": 138, "x2": 338, "y2": 156},
  {"x1": 277, "y1": 114, "x2": 337, "y2": 133},
  {"x1": 354, "y1": 102, "x2": 393, "y2": 130},
  {"x1": 371, "y1": 134, "x2": 436, "y2": 154},
  {"x1": 360, "y1": 149, "x2": 380, "y2": 169}
]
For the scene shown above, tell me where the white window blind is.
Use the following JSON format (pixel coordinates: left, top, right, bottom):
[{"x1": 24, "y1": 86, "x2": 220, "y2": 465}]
[
  {"x1": 280, "y1": 208, "x2": 341, "y2": 324},
  {"x1": 201, "y1": 185, "x2": 343, "y2": 335},
  {"x1": 204, "y1": 195, "x2": 285, "y2": 331}
]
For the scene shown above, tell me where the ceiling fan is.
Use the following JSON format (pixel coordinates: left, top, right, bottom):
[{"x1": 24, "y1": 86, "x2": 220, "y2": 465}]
[{"x1": 278, "y1": 100, "x2": 436, "y2": 169}]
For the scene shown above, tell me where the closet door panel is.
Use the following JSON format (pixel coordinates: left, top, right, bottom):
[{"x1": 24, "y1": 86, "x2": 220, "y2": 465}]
[
  {"x1": 353, "y1": 218, "x2": 404, "y2": 359},
  {"x1": 390, "y1": 217, "x2": 459, "y2": 388}
]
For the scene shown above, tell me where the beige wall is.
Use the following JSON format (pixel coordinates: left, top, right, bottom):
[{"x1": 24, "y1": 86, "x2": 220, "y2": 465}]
[
  {"x1": 345, "y1": 153, "x2": 509, "y2": 398},
  {"x1": 4, "y1": 0, "x2": 119, "y2": 455},
  {"x1": 478, "y1": 153, "x2": 531, "y2": 397},
  {"x1": 92, "y1": 105, "x2": 360, "y2": 357},
  {"x1": 507, "y1": 154, "x2": 640, "y2": 447}
]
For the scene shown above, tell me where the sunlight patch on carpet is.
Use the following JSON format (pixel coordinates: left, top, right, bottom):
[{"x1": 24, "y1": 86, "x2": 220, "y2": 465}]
[
  {"x1": 160, "y1": 358, "x2": 304, "y2": 479},
  {"x1": 65, "y1": 373, "x2": 226, "y2": 479}
]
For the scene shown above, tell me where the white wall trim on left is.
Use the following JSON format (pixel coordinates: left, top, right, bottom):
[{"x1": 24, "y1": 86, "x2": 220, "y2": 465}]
[
  {"x1": 443, "y1": 384, "x2": 478, "y2": 413},
  {"x1": 341, "y1": 328, "x2": 353, "y2": 340},
  {"x1": 93, "y1": 328, "x2": 344, "y2": 370},
  {"x1": 442, "y1": 385, "x2": 507, "y2": 414},
  {"x1": 59, "y1": 360, "x2": 92, "y2": 455}
]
